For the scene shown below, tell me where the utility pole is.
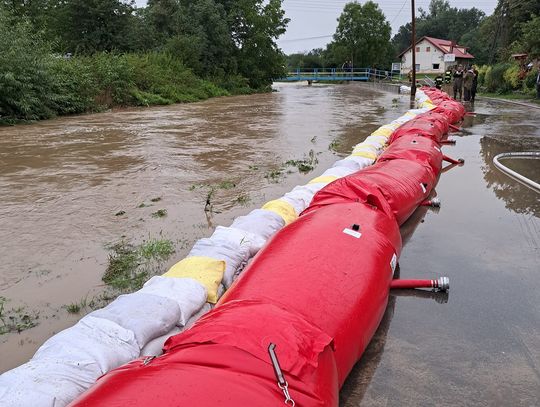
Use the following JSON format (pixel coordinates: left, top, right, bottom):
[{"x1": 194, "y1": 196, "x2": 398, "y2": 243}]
[{"x1": 410, "y1": 0, "x2": 416, "y2": 104}]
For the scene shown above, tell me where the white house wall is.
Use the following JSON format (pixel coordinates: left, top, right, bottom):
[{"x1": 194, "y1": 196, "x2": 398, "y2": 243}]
[{"x1": 400, "y1": 39, "x2": 449, "y2": 74}]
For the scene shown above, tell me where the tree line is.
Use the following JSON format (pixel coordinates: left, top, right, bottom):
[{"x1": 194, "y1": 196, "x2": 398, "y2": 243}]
[
  {"x1": 287, "y1": 0, "x2": 540, "y2": 70},
  {"x1": 0, "y1": 0, "x2": 289, "y2": 123}
]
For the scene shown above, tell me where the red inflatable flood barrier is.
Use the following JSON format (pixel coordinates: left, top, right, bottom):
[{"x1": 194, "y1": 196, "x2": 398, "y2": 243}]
[
  {"x1": 305, "y1": 159, "x2": 437, "y2": 225},
  {"x1": 71, "y1": 202, "x2": 401, "y2": 406},
  {"x1": 377, "y1": 134, "x2": 443, "y2": 176},
  {"x1": 69, "y1": 89, "x2": 463, "y2": 407}
]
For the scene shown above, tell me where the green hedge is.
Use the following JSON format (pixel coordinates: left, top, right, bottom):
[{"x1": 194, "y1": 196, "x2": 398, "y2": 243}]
[{"x1": 478, "y1": 62, "x2": 538, "y2": 96}]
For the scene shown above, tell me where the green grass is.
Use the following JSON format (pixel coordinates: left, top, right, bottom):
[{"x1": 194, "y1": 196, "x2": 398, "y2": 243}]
[
  {"x1": 102, "y1": 238, "x2": 175, "y2": 291},
  {"x1": 139, "y1": 238, "x2": 175, "y2": 260}
]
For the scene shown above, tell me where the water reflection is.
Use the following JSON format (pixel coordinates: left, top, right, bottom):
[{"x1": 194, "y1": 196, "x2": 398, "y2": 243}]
[{"x1": 480, "y1": 136, "x2": 540, "y2": 217}]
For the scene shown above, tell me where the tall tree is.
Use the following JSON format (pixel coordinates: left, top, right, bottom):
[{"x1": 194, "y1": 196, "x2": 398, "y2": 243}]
[
  {"x1": 49, "y1": 0, "x2": 138, "y2": 53},
  {"x1": 329, "y1": 1, "x2": 392, "y2": 68}
]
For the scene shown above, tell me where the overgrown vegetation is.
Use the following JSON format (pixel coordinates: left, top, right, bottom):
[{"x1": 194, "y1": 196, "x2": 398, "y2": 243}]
[
  {"x1": 477, "y1": 63, "x2": 538, "y2": 97},
  {"x1": 0, "y1": 0, "x2": 289, "y2": 124}
]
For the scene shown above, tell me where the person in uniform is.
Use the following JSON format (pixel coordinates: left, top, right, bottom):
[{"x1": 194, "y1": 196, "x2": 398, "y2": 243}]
[
  {"x1": 471, "y1": 67, "x2": 479, "y2": 103},
  {"x1": 435, "y1": 74, "x2": 444, "y2": 90},
  {"x1": 463, "y1": 66, "x2": 474, "y2": 102},
  {"x1": 444, "y1": 67, "x2": 452, "y2": 84},
  {"x1": 452, "y1": 65, "x2": 464, "y2": 100}
]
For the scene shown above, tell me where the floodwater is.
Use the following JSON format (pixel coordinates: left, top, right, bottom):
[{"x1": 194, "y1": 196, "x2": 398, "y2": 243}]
[{"x1": 1, "y1": 84, "x2": 539, "y2": 406}]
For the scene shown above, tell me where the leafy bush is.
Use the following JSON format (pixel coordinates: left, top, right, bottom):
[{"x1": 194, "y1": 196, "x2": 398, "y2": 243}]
[
  {"x1": 503, "y1": 64, "x2": 521, "y2": 90},
  {"x1": 484, "y1": 63, "x2": 513, "y2": 93},
  {"x1": 522, "y1": 69, "x2": 539, "y2": 96},
  {"x1": 477, "y1": 65, "x2": 490, "y2": 87}
]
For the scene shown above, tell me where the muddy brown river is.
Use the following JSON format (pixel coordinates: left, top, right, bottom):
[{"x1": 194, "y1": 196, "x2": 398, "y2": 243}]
[{"x1": 1, "y1": 83, "x2": 539, "y2": 405}]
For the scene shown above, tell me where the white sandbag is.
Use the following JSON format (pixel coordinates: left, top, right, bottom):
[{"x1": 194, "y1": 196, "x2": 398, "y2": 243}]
[
  {"x1": 230, "y1": 210, "x2": 285, "y2": 250},
  {"x1": 185, "y1": 303, "x2": 213, "y2": 328},
  {"x1": 211, "y1": 225, "x2": 266, "y2": 257},
  {"x1": 281, "y1": 185, "x2": 319, "y2": 214},
  {"x1": 0, "y1": 316, "x2": 141, "y2": 407},
  {"x1": 34, "y1": 316, "x2": 139, "y2": 373},
  {"x1": 331, "y1": 158, "x2": 362, "y2": 171},
  {"x1": 140, "y1": 326, "x2": 184, "y2": 357},
  {"x1": 302, "y1": 181, "x2": 330, "y2": 194},
  {"x1": 400, "y1": 85, "x2": 411, "y2": 94},
  {"x1": 140, "y1": 303, "x2": 213, "y2": 357},
  {"x1": 343, "y1": 155, "x2": 375, "y2": 168},
  {"x1": 89, "y1": 293, "x2": 181, "y2": 348},
  {"x1": 139, "y1": 276, "x2": 207, "y2": 326},
  {"x1": 189, "y1": 236, "x2": 250, "y2": 288},
  {"x1": 321, "y1": 166, "x2": 356, "y2": 179},
  {"x1": 0, "y1": 358, "x2": 101, "y2": 407}
]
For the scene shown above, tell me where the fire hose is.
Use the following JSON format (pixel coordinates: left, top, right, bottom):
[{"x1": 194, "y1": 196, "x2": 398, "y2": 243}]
[{"x1": 493, "y1": 152, "x2": 540, "y2": 193}]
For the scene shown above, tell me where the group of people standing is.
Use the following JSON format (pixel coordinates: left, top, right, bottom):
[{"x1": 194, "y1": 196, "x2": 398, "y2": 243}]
[{"x1": 446, "y1": 65, "x2": 478, "y2": 102}]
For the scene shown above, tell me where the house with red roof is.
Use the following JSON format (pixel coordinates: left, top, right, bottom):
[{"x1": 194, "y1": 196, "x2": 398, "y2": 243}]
[{"x1": 398, "y1": 36, "x2": 474, "y2": 74}]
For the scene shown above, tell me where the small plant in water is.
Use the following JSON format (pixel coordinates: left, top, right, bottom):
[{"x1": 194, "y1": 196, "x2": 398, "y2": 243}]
[
  {"x1": 328, "y1": 139, "x2": 341, "y2": 151},
  {"x1": 150, "y1": 197, "x2": 162, "y2": 202},
  {"x1": 103, "y1": 237, "x2": 176, "y2": 291},
  {"x1": 115, "y1": 210, "x2": 126, "y2": 216},
  {"x1": 284, "y1": 149, "x2": 319, "y2": 174},
  {"x1": 0, "y1": 296, "x2": 39, "y2": 335},
  {"x1": 234, "y1": 193, "x2": 251, "y2": 206},
  {"x1": 264, "y1": 168, "x2": 283, "y2": 183},
  {"x1": 64, "y1": 295, "x2": 90, "y2": 314},
  {"x1": 151, "y1": 209, "x2": 167, "y2": 218}
]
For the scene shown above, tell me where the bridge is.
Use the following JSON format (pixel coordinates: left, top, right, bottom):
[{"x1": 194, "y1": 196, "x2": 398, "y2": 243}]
[{"x1": 279, "y1": 68, "x2": 402, "y2": 83}]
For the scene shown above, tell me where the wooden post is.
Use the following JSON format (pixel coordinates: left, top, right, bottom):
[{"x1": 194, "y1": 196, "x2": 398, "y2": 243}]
[{"x1": 410, "y1": 0, "x2": 416, "y2": 104}]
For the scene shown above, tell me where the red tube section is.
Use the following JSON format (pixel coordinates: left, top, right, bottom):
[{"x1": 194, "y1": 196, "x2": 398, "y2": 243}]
[{"x1": 390, "y1": 277, "x2": 450, "y2": 291}]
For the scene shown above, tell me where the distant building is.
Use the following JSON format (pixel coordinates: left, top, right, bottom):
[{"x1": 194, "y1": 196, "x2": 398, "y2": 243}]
[{"x1": 398, "y1": 36, "x2": 474, "y2": 74}]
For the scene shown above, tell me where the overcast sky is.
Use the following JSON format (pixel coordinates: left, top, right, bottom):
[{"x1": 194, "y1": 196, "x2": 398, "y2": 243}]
[{"x1": 134, "y1": 0, "x2": 498, "y2": 54}]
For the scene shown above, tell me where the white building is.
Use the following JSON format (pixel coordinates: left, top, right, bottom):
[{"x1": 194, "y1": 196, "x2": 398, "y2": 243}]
[{"x1": 399, "y1": 36, "x2": 474, "y2": 74}]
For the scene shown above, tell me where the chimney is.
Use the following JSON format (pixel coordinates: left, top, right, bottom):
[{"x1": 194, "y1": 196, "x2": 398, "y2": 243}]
[{"x1": 450, "y1": 40, "x2": 455, "y2": 53}]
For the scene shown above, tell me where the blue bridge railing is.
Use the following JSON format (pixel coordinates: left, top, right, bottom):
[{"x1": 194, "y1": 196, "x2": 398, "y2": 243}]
[{"x1": 279, "y1": 68, "x2": 402, "y2": 82}]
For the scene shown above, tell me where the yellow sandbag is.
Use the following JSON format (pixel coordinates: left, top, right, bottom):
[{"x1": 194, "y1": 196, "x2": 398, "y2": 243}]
[
  {"x1": 163, "y1": 256, "x2": 225, "y2": 303},
  {"x1": 352, "y1": 144, "x2": 378, "y2": 160},
  {"x1": 262, "y1": 199, "x2": 297, "y2": 225},
  {"x1": 371, "y1": 127, "x2": 393, "y2": 138},
  {"x1": 308, "y1": 175, "x2": 337, "y2": 185},
  {"x1": 421, "y1": 101, "x2": 436, "y2": 109}
]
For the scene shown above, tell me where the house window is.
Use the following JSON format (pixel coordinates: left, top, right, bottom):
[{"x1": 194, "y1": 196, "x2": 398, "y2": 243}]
[
  {"x1": 432, "y1": 63, "x2": 440, "y2": 69},
  {"x1": 415, "y1": 64, "x2": 420, "y2": 72},
  {"x1": 416, "y1": 46, "x2": 420, "y2": 52},
  {"x1": 426, "y1": 46, "x2": 431, "y2": 52}
]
